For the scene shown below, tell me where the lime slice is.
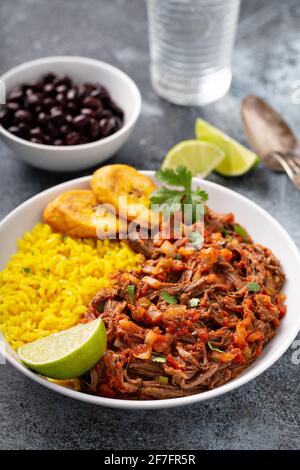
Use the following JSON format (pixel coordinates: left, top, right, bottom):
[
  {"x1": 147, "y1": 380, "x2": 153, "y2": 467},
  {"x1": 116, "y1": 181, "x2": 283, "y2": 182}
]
[
  {"x1": 17, "y1": 318, "x2": 106, "y2": 379},
  {"x1": 162, "y1": 140, "x2": 225, "y2": 178},
  {"x1": 195, "y1": 118, "x2": 259, "y2": 177}
]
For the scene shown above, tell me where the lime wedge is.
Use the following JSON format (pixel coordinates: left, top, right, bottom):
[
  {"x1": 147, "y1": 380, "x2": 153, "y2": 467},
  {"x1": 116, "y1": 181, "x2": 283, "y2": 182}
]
[
  {"x1": 195, "y1": 118, "x2": 259, "y2": 177},
  {"x1": 162, "y1": 140, "x2": 225, "y2": 178},
  {"x1": 17, "y1": 318, "x2": 106, "y2": 379}
]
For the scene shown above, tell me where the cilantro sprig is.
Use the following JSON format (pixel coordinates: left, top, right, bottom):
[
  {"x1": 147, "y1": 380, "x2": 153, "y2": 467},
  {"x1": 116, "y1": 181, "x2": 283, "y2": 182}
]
[
  {"x1": 161, "y1": 291, "x2": 177, "y2": 305},
  {"x1": 150, "y1": 166, "x2": 208, "y2": 223}
]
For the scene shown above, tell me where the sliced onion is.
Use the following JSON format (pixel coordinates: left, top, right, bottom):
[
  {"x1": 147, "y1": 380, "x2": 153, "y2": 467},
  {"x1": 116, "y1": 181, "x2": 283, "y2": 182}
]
[
  {"x1": 142, "y1": 276, "x2": 162, "y2": 289},
  {"x1": 132, "y1": 344, "x2": 152, "y2": 360},
  {"x1": 165, "y1": 304, "x2": 187, "y2": 316},
  {"x1": 148, "y1": 306, "x2": 162, "y2": 322},
  {"x1": 145, "y1": 329, "x2": 158, "y2": 345}
]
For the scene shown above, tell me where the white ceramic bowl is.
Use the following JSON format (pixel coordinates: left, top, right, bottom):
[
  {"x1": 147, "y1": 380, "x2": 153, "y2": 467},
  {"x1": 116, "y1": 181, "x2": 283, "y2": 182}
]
[
  {"x1": 0, "y1": 57, "x2": 141, "y2": 172},
  {"x1": 1, "y1": 172, "x2": 300, "y2": 409}
]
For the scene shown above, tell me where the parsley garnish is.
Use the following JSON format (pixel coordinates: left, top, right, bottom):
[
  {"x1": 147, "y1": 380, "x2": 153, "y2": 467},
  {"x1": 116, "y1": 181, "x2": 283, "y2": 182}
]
[
  {"x1": 161, "y1": 291, "x2": 177, "y2": 305},
  {"x1": 150, "y1": 166, "x2": 208, "y2": 224},
  {"x1": 248, "y1": 282, "x2": 260, "y2": 293},
  {"x1": 23, "y1": 267, "x2": 32, "y2": 274},
  {"x1": 127, "y1": 285, "x2": 135, "y2": 304},
  {"x1": 233, "y1": 224, "x2": 249, "y2": 241},
  {"x1": 208, "y1": 341, "x2": 224, "y2": 353},
  {"x1": 189, "y1": 298, "x2": 200, "y2": 308}
]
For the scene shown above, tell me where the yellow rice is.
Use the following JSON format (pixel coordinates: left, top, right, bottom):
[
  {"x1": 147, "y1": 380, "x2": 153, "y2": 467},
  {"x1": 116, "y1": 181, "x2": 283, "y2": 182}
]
[{"x1": 0, "y1": 223, "x2": 142, "y2": 350}]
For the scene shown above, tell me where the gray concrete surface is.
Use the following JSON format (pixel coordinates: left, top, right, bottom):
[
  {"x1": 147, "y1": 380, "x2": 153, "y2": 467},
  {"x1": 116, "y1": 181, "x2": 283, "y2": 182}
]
[{"x1": 0, "y1": 0, "x2": 299, "y2": 450}]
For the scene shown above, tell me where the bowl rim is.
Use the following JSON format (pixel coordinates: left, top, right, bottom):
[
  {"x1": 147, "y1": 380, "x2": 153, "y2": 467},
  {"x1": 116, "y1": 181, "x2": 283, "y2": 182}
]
[
  {"x1": 1, "y1": 172, "x2": 300, "y2": 410},
  {"x1": 0, "y1": 56, "x2": 141, "y2": 151}
]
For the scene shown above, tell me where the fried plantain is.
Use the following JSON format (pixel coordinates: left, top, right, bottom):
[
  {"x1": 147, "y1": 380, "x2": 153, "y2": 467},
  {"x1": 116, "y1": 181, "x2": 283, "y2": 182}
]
[
  {"x1": 43, "y1": 190, "x2": 126, "y2": 238},
  {"x1": 91, "y1": 164, "x2": 157, "y2": 227}
]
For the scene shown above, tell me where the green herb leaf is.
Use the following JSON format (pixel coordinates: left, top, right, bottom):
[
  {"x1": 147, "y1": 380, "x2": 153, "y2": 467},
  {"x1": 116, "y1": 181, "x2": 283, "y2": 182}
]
[
  {"x1": 159, "y1": 375, "x2": 169, "y2": 385},
  {"x1": 150, "y1": 165, "x2": 208, "y2": 224},
  {"x1": 233, "y1": 224, "x2": 249, "y2": 241},
  {"x1": 189, "y1": 298, "x2": 200, "y2": 308},
  {"x1": 155, "y1": 166, "x2": 192, "y2": 192},
  {"x1": 127, "y1": 285, "x2": 135, "y2": 304},
  {"x1": 161, "y1": 291, "x2": 177, "y2": 305},
  {"x1": 248, "y1": 282, "x2": 260, "y2": 293},
  {"x1": 23, "y1": 267, "x2": 32, "y2": 274},
  {"x1": 189, "y1": 231, "x2": 204, "y2": 249},
  {"x1": 152, "y1": 355, "x2": 167, "y2": 363},
  {"x1": 207, "y1": 341, "x2": 224, "y2": 353}
]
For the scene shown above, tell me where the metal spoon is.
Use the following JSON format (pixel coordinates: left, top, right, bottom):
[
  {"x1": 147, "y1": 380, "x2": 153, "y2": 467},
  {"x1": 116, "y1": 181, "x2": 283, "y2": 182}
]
[{"x1": 241, "y1": 95, "x2": 300, "y2": 190}]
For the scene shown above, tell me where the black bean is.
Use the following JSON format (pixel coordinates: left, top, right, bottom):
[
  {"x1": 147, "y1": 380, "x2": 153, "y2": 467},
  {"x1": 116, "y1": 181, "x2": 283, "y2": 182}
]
[
  {"x1": 18, "y1": 122, "x2": 30, "y2": 136},
  {"x1": 6, "y1": 102, "x2": 20, "y2": 112},
  {"x1": 88, "y1": 118, "x2": 99, "y2": 138},
  {"x1": 65, "y1": 114, "x2": 73, "y2": 124},
  {"x1": 99, "y1": 117, "x2": 113, "y2": 137},
  {"x1": 80, "y1": 108, "x2": 94, "y2": 117},
  {"x1": 56, "y1": 93, "x2": 66, "y2": 105},
  {"x1": 43, "y1": 73, "x2": 56, "y2": 83},
  {"x1": 8, "y1": 89, "x2": 23, "y2": 102},
  {"x1": 8, "y1": 125, "x2": 22, "y2": 136},
  {"x1": 59, "y1": 124, "x2": 71, "y2": 136},
  {"x1": 53, "y1": 76, "x2": 72, "y2": 87},
  {"x1": 15, "y1": 109, "x2": 33, "y2": 123},
  {"x1": 100, "y1": 109, "x2": 113, "y2": 118},
  {"x1": 50, "y1": 106, "x2": 65, "y2": 126},
  {"x1": 66, "y1": 88, "x2": 77, "y2": 101},
  {"x1": 43, "y1": 97, "x2": 56, "y2": 110},
  {"x1": 56, "y1": 84, "x2": 68, "y2": 94},
  {"x1": 72, "y1": 114, "x2": 89, "y2": 128},
  {"x1": 91, "y1": 85, "x2": 110, "y2": 100},
  {"x1": 110, "y1": 101, "x2": 124, "y2": 120},
  {"x1": 30, "y1": 137, "x2": 43, "y2": 144},
  {"x1": 37, "y1": 112, "x2": 48, "y2": 125},
  {"x1": 27, "y1": 94, "x2": 42, "y2": 107},
  {"x1": 0, "y1": 109, "x2": 10, "y2": 125},
  {"x1": 29, "y1": 127, "x2": 43, "y2": 139},
  {"x1": 82, "y1": 96, "x2": 102, "y2": 110},
  {"x1": 66, "y1": 101, "x2": 78, "y2": 114},
  {"x1": 44, "y1": 83, "x2": 55, "y2": 94},
  {"x1": 46, "y1": 122, "x2": 59, "y2": 139},
  {"x1": 65, "y1": 131, "x2": 80, "y2": 145}
]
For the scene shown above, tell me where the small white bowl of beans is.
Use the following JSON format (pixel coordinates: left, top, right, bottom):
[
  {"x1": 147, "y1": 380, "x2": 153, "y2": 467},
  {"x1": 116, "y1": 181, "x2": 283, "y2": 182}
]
[{"x1": 0, "y1": 56, "x2": 141, "y2": 172}]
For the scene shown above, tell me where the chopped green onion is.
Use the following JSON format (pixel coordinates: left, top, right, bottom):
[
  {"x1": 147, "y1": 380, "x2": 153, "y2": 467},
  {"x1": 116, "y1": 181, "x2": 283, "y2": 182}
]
[
  {"x1": 161, "y1": 291, "x2": 177, "y2": 305},
  {"x1": 248, "y1": 282, "x2": 260, "y2": 293},
  {"x1": 152, "y1": 355, "x2": 166, "y2": 363},
  {"x1": 159, "y1": 376, "x2": 168, "y2": 385},
  {"x1": 127, "y1": 285, "x2": 135, "y2": 304}
]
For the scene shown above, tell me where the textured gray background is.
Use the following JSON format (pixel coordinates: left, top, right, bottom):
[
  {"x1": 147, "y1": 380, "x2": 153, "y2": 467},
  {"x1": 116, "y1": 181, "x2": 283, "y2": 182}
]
[{"x1": 0, "y1": 0, "x2": 300, "y2": 450}]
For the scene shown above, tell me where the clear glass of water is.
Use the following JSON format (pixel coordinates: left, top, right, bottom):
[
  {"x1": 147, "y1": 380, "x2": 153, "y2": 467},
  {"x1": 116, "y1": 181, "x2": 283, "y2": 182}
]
[{"x1": 146, "y1": 0, "x2": 241, "y2": 106}]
